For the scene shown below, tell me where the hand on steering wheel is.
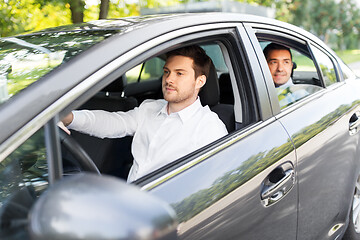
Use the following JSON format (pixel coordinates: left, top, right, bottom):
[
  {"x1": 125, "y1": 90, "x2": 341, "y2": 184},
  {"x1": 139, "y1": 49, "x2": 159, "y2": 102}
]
[{"x1": 58, "y1": 126, "x2": 100, "y2": 174}]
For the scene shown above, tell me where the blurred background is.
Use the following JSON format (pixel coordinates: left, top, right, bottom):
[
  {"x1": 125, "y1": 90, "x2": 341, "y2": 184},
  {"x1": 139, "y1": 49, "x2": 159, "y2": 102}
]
[{"x1": 1, "y1": 0, "x2": 359, "y2": 71}]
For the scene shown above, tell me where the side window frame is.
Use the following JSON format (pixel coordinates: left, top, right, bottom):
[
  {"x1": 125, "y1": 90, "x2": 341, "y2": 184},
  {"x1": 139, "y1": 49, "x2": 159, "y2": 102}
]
[
  {"x1": 247, "y1": 25, "x2": 329, "y2": 112},
  {"x1": 308, "y1": 44, "x2": 341, "y2": 87}
]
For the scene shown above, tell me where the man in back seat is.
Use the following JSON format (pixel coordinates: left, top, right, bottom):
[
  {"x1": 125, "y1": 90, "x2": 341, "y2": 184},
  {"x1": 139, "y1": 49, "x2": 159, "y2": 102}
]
[
  {"x1": 61, "y1": 45, "x2": 227, "y2": 182},
  {"x1": 263, "y1": 43, "x2": 309, "y2": 108}
]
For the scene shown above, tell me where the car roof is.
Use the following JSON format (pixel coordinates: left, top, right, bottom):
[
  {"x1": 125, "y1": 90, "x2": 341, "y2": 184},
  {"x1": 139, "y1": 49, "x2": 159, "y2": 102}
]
[
  {"x1": 6, "y1": 12, "x2": 329, "y2": 57},
  {"x1": 9, "y1": 13, "x2": 299, "y2": 38}
]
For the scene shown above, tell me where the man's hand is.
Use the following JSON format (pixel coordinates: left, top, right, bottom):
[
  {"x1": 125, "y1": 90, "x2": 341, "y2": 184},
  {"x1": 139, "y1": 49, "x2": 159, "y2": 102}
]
[
  {"x1": 62, "y1": 112, "x2": 74, "y2": 126},
  {"x1": 58, "y1": 112, "x2": 74, "y2": 135},
  {"x1": 57, "y1": 121, "x2": 71, "y2": 135}
]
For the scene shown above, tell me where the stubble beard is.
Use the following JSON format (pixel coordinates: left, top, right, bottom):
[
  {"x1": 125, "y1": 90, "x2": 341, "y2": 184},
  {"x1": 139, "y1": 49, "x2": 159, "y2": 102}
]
[{"x1": 163, "y1": 84, "x2": 196, "y2": 104}]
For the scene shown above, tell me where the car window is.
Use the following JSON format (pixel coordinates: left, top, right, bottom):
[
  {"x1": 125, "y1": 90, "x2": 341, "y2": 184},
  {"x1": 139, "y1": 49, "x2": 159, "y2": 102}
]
[
  {"x1": 292, "y1": 50, "x2": 318, "y2": 82},
  {"x1": 259, "y1": 40, "x2": 324, "y2": 109},
  {"x1": 310, "y1": 46, "x2": 338, "y2": 86},
  {"x1": 0, "y1": 127, "x2": 48, "y2": 238},
  {"x1": 126, "y1": 57, "x2": 165, "y2": 84},
  {"x1": 125, "y1": 44, "x2": 229, "y2": 85},
  {"x1": 69, "y1": 35, "x2": 249, "y2": 184},
  {"x1": 202, "y1": 44, "x2": 229, "y2": 73}
]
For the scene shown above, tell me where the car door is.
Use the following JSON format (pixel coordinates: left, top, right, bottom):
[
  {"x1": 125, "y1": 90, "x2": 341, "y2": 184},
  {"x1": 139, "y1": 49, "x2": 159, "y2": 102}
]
[
  {"x1": 246, "y1": 23, "x2": 360, "y2": 239},
  {"x1": 136, "y1": 24, "x2": 298, "y2": 239}
]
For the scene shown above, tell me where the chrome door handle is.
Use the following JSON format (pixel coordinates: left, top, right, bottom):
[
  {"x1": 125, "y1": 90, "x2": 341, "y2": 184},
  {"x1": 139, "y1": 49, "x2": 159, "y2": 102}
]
[
  {"x1": 261, "y1": 162, "x2": 295, "y2": 207},
  {"x1": 349, "y1": 111, "x2": 360, "y2": 135}
]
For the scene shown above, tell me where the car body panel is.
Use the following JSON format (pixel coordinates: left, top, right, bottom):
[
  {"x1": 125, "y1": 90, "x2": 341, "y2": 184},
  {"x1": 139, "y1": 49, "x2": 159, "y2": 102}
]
[
  {"x1": 147, "y1": 118, "x2": 297, "y2": 239},
  {"x1": 281, "y1": 83, "x2": 360, "y2": 239}
]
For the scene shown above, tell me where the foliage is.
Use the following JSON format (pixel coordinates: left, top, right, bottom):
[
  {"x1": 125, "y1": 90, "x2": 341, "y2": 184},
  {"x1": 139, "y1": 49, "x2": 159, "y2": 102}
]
[
  {"x1": 1, "y1": 0, "x2": 360, "y2": 50},
  {"x1": 290, "y1": 0, "x2": 360, "y2": 50},
  {"x1": 0, "y1": 0, "x2": 71, "y2": 37},
  {"x1": 336, "y1": 50, "x2": 360, "y2": 64}
]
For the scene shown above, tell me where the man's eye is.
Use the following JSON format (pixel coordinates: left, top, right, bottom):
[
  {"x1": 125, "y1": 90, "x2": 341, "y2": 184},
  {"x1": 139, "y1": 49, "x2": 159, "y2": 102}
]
[
  {"x1": 163, "y1": 70, "x2": 169, "y2": 74},
  {"x1": 177, "y1": 72, "x2": 183, "y2": 76},
  {"x1": 269, "y1": 61, "x2": 277, "y2": 65}
]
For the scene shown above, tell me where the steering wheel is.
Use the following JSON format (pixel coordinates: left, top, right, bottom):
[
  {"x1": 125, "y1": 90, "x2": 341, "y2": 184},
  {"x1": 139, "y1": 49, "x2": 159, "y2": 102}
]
[{"x1": 59, "y1": 129, "x2": 100, "y2": 175}]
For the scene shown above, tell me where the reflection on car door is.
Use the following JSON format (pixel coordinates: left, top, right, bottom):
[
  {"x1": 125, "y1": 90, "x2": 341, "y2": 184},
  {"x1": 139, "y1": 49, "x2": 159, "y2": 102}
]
[{"x1": 146, "y1": 119, "x2": 298, "y2": 239}]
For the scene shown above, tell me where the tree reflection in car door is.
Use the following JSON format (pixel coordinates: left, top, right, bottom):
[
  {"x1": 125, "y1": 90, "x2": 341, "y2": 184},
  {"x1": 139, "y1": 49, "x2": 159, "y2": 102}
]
[{"x1": 0, "y1": 128, "x2": 48, "y2": 238}]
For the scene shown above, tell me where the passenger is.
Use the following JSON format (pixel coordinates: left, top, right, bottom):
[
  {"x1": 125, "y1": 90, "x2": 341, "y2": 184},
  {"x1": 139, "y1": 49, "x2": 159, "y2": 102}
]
[
  {"x1": 263, "y1": 43, "x2": 308, "y2": 107},
  {"x1": 61, "y1": 45, "x2": 228, "y2": 182}
]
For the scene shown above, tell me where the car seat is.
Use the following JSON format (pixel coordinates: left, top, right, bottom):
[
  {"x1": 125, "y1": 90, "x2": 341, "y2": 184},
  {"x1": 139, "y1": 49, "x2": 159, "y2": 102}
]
[
  {"x1": 71, "y1": 75, "x2": 137, "y2": 178},
  {"x1": 199, "y1": 64, "x2": 235, "y2": 133}
]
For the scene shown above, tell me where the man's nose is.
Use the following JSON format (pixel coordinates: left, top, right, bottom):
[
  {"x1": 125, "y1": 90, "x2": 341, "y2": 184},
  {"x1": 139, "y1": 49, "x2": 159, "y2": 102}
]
[
  {"x1": 164, "y1": 73, "x2": 174, "y2": 83},
  {"x1": 277, "y1": 62, "x2": 284, "y2": 71}
]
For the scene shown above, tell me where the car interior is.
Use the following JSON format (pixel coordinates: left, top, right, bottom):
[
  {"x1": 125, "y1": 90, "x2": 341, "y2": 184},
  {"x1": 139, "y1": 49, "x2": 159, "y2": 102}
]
[{"x1": 62, "y1": 42, "x2": 238, "y2": 180}]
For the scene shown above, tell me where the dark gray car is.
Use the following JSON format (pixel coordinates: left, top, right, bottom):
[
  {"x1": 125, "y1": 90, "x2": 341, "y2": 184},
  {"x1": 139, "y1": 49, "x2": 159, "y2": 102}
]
[{"x1": 0, "y1": 13, "x2": 359, "y2": 240}]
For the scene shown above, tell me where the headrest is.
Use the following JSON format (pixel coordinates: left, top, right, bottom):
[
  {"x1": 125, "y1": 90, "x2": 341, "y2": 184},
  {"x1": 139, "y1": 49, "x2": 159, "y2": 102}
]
[
  {"x1": 198, "y1": 63, "x2": 220, "y2": 107},
  {"x1": 102, "y1": 75, "x2": 127, "y2": 93},
  {"x1": 291, "y1": 62, "x2": 297, "y2": 78}
]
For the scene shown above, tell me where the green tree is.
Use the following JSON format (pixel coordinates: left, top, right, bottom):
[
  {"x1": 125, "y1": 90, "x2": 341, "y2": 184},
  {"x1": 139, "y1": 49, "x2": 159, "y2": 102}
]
[
  {"x1": 69, "y1": 0, "x2": 85, "y2": 23},
  {"x1": 99, "y1": 0, "x2": 110, "y2": 19},
  {"x1": 0, "y1": 0, "x2": 71, "y2": 37},
  {"x1": 289, "y1": 0, "x2": 360, "y2": 49},
  {"x1": 336, "y1": 0, "x2": 360, "y2": 49}
]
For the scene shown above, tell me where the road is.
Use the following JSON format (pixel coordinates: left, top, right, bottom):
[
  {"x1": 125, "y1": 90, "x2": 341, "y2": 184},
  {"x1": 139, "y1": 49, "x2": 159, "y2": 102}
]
[{"x1": 349, "y1": 61, "x2": 360, "y2": 76}]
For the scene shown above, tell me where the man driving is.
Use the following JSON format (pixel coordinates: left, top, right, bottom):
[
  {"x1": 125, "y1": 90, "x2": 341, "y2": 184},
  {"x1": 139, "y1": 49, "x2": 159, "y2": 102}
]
[{"x1": 61, "y1": 45, "x2": 228, "y2": 182}]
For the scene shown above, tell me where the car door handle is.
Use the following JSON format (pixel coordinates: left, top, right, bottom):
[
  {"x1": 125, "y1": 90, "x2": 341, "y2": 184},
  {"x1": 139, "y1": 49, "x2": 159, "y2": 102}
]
[
  {"x1": 349, "y1": 111, "x2": 360, "y2": 135},
  {"x1": 261, "y1": 162, "x2": 295, "y2": 207}
]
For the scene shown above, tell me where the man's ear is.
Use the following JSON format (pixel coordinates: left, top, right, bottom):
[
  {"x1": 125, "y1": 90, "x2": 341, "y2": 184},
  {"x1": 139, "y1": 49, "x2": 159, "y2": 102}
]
[{"x1": 196, "y1": 75, "x2": 206, "y2": 90}]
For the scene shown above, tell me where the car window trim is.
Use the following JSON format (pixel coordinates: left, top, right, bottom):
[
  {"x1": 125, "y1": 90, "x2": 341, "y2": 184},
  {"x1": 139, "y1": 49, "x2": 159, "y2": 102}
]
[
  {"x1": 44, "y1": 117, "x2": 63, "y2": 184},
  {"x1": 244, "y1": 25, "x2": 342, "y2": 115},
  {"x1": 308, "y1": 43, "x2": 342, "y2": 85}
]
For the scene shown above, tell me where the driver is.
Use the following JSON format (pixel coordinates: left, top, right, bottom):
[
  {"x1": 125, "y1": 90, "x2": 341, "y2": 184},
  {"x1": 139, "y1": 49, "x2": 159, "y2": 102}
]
[{"x1": 61, "y1": 45, "x2": 228, "y2": 182}]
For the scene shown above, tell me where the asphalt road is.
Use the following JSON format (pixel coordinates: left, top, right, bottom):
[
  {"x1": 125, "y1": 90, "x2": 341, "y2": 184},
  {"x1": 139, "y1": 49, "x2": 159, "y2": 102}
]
[{"x1": 349, "y1": 61, "x2": 360, "y2": 76}]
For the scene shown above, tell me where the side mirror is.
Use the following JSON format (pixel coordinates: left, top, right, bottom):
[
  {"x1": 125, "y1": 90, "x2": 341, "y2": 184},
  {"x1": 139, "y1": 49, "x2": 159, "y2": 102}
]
[{"x1": 28, "y1": 173, "x2": 178, "y2": 240}]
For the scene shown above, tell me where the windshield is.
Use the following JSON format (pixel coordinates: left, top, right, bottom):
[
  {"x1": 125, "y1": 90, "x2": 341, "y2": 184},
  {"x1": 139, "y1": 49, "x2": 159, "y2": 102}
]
[{"x1": 0, "y1": 30, "x2": 118, "y2": 105}]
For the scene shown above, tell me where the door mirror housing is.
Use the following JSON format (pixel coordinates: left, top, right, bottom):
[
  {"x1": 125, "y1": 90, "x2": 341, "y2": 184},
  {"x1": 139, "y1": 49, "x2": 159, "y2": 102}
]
[{"x1": 29, "y1": 173, "x2": 178, "y2": 240}]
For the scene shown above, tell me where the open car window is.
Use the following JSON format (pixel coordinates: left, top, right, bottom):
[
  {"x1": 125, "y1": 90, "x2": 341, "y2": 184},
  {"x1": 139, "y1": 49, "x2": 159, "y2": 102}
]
[
  {"x1": 67, "y1": 31, "x2": 255, "y2": 184},
  {"x1": 257, "y1": 38, "x2": 326, "y2": 109}
]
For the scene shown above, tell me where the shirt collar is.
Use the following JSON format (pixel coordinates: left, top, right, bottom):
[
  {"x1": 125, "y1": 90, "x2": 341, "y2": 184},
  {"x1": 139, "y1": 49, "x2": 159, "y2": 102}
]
[
  {"x1": 158, "y1": 98, "x2": 202, "y2": 123},
  {"x1": 276, "y1": 77, "x2": 294, "y2": 89}
]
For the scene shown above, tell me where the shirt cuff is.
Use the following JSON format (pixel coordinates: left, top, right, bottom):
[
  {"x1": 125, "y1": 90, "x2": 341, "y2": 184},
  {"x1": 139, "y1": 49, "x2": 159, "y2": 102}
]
[{"x1": 67, "y1": 110, "x2": 87, "y2": 130}]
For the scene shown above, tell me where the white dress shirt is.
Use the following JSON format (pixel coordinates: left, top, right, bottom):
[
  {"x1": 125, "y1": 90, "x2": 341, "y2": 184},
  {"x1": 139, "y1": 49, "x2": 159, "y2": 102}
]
[
  {"x1": 68, "y1": 98, "x2": 228, "y2": 182},
  {"x1": 277, "y1": 78, "x2": 309, "y2": 108}
]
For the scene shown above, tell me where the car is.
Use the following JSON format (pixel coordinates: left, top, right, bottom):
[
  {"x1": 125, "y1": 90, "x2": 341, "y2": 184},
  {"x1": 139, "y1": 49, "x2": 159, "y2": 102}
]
[{"x1": 0, "y1": 12, "x2": 359, "y2": 240}]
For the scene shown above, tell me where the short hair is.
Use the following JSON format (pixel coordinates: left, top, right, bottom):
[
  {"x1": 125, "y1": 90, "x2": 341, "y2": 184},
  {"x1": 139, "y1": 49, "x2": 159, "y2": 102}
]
[
  {"x1": 263, "y1": 43, "x2": 293, "y2": 60},
  {"x1": 166, "y1": 45, "x2": 212, "y2": 79}
]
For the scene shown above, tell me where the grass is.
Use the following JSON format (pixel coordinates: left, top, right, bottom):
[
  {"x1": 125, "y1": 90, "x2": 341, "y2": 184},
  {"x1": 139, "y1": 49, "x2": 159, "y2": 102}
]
[
  {"x1": 335, "y1": 49, "x2": 360, "y2": 64},
  {"x1": 291, "y1": 49, "x2": 360, "y2": 70}
]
